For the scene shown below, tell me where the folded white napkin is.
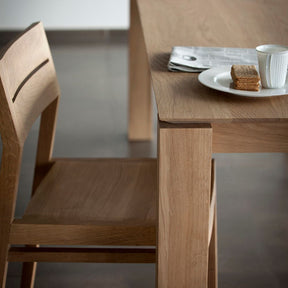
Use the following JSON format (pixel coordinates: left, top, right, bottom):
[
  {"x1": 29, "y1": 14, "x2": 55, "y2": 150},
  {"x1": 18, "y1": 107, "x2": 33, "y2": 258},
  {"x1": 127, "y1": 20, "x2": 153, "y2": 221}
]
[{"x1": 168, "y1": 46, "x2": 258, "y2": 72}]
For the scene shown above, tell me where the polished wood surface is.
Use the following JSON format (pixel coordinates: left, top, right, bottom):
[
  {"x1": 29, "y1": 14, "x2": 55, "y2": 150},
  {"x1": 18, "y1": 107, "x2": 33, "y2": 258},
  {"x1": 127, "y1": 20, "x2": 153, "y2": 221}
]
[
  {"x1": 137, "y1": 0, "x2": 288, "y2": 123},
  {"x1": 0, "y1": 22, "x2": 157, "y2": 288}
]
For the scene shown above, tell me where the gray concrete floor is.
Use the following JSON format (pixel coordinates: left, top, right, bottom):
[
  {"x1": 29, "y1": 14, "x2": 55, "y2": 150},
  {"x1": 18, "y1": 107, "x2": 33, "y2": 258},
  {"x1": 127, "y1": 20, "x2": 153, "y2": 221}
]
[{"x1": 2, "y1": 36, "x2": 288, "y2": 287}]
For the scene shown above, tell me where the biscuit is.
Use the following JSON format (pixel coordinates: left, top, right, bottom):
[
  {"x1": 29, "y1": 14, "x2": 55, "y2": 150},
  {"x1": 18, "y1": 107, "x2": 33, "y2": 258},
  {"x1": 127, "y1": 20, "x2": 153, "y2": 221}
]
[
  {"x1": 231, "y1": 65, "x2": 260, "y2": 81},
  {"x1": 233, "y1": 83, "x2": 260, "y2": 91},
  {"x1": 231, "y1": 65, "x2": 260, "y2": 91}
]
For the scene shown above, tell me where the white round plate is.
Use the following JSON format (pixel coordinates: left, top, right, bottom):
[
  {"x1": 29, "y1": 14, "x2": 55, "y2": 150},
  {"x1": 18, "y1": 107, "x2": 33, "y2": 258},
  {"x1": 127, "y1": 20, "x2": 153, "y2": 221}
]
[{"x1": 198, "y1": 66, "x2": 288, "y2": 97}]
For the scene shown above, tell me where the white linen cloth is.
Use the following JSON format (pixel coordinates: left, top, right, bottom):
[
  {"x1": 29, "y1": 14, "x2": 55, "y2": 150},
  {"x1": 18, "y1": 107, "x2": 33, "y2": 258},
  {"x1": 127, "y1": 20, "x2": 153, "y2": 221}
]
[{"x1": 168, "y1": 46, "x2": 258, "y2": 72}]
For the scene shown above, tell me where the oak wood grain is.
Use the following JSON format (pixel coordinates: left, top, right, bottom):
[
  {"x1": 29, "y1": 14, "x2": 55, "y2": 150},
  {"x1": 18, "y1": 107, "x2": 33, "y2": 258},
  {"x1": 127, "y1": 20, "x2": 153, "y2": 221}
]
[
  {"x1": 0, "y1": 93, "x2": 22, "y2": 287},
  {"x1": 128, "y1": 0, "x2": 152, "y2": 140},
  {"x1": 136, "y1": 0, "x2": 288, "y2": 123},
  {"x1": 9, "y1": 223, "x2": 156, "y2": 246},
  {"x1": 0, "y1": 22, "x2": 60, "y2": 144},
  {"x1": 23, "y1": 159, "x2": 156, "y2": 225},
  {"x1": 32, "y1": 98, "x2": 59, "y2": 193},
  {"x1": 157, "y1": 121, "x2": 212, "y2": 288},
  {"x1": 0, "y1": 21, "x2": 158, "y2": 287},
  {"x1": 212, "y1": 122, "x2": 288, "y2": 153}
]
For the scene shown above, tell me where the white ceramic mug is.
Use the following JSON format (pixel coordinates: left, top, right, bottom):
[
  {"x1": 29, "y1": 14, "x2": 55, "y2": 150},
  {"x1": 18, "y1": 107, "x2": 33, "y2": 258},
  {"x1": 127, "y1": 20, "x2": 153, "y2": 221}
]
[{"x1": 256, "y1": 44, "x2": 288, "y2": 89}]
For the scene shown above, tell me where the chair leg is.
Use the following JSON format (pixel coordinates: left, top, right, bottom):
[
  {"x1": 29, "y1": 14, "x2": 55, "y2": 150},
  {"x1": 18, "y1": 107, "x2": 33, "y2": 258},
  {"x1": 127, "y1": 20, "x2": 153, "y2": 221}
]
[
  {"x1": 0, "y1": 227, "x2": 9, "y2": 288},
  {"x1": 208, "y1": 208, "x2": 218, "y2": 288},
  {"x1": 21, "y1": 245, "x2": 38, "y2": 288},
  {"x1": 0, "y1": 259, "x2": 8, "y2": 288},
  {"x1": 21, "y1": 261, "x2": 37, "y2": 288}
]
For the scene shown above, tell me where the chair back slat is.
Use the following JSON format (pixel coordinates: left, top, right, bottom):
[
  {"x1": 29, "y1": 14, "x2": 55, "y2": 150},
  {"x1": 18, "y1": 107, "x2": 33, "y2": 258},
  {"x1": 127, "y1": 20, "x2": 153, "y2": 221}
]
[{"x1": 0, "y1": 22, "x2": 60, "y2": 144}]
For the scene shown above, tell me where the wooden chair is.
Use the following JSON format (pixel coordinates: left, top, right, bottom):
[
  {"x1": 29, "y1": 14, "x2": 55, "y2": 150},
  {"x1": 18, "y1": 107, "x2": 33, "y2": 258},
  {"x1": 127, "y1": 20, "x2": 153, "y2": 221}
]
[{"x1": 0, "y1": 22, "x2": 157, "y2": 288}]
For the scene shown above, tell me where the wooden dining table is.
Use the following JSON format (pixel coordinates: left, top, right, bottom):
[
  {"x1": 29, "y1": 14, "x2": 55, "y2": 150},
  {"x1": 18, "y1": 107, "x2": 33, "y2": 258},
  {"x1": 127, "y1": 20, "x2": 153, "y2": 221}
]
[{"x1": 128, "y1": 0, "x2": 288, "y2": 287}]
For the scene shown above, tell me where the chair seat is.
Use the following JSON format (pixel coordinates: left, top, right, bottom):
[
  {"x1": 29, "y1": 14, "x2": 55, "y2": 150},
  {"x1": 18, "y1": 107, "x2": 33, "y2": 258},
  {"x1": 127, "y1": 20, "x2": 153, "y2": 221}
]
[{"x1": 22, "y1": 158, "x2": 157, "y2": 226}]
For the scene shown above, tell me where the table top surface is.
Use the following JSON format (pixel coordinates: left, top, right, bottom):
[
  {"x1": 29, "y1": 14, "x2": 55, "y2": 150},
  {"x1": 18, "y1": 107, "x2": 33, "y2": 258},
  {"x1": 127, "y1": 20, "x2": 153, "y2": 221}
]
[{"x1": 137, "y1": 0, "x2": 288, "y2": 123}]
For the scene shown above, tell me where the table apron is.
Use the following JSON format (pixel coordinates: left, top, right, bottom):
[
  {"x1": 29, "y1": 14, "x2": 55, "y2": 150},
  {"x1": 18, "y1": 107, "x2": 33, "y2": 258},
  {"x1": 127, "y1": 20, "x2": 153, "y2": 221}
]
[{"x1": 212, "y1": 122, "x2": 288, "y2": 153}]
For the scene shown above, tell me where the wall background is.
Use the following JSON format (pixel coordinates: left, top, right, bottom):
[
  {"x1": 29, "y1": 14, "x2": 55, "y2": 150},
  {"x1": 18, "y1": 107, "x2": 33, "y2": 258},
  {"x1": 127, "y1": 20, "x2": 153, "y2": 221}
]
[{"x1": 0, "y1": 0, "x2": 129, "y2": 30}]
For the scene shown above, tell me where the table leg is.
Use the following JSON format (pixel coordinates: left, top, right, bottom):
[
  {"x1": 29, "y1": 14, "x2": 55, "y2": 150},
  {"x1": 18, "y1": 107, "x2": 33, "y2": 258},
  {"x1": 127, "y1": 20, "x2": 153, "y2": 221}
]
[
  {"x1": 208, "y1": 205, "x2": 218, "y2": 288},
  {"x1": 157, "y1": 121, "x2": 212, "y2": 288},
  {"x1": 129, "y1": 0, "x2": 152, "y2": 141}
]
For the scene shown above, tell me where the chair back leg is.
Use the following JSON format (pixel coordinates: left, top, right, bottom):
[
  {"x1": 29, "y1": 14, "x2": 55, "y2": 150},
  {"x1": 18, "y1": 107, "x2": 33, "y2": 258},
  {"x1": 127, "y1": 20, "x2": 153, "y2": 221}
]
[
  {"x1": 21, "y1": 261, "x2": 37, "y2": 288},
  {"x1": 0, "y1": 224, "x2": 9, "y2": 288}
]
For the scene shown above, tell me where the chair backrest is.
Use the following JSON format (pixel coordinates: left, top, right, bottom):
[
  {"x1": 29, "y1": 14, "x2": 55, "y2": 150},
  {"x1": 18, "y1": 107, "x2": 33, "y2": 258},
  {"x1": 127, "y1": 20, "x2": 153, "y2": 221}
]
[
  {"x1": 0, "y1": 22, "x2": 60, "y2": 221},
  {"x1": 0, "y1": 22, "x2": 60, "y2": 146}
]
